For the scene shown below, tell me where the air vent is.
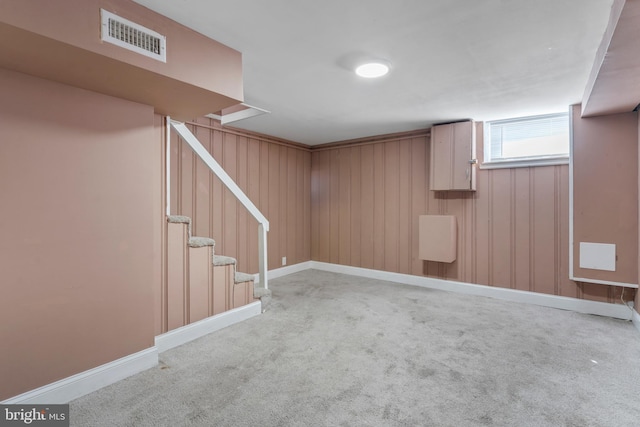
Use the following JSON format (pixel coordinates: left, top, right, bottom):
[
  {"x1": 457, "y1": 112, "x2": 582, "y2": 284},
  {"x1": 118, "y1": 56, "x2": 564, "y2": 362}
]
[{"x1": 100, "y1": 9, "x2": 166, "y2": 62}]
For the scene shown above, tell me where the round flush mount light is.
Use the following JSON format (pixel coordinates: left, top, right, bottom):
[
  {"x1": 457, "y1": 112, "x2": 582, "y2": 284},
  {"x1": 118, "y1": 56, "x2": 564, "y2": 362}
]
[{"x1": 355, "y1": 62, "x2": 390, "y2": 78}]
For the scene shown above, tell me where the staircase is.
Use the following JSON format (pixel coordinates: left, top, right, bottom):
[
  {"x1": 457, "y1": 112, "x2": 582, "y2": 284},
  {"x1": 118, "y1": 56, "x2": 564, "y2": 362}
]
[{"x1": 164, "y1": 215, "x2": 271, "y2": 333}]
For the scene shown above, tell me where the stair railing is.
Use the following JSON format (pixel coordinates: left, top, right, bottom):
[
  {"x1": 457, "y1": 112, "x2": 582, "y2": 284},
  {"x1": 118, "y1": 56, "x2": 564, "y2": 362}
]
[{"x1": 167, "y1": 117, "x2": 269, "y2": 290}]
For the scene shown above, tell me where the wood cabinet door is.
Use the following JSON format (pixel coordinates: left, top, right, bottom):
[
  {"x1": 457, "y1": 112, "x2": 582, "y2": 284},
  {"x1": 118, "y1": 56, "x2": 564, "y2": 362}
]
[
  {"x1": 430, "y1": 123, "x2": 453, "y2": 190},
  {"x1": 451, "y1": 121, "x2": 475, "y2": 190},
  {"x1": 430, "y1": 121, "x2": 476, "y2": 191}
]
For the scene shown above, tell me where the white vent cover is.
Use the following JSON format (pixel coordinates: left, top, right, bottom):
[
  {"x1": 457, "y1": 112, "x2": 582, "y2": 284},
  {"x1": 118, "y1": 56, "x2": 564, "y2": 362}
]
[
  {"x1": 579, "y1": 242, "x2": 616, "y2": 271},
  {"x1": 100, "y1": 9, "x2": 166, "y2": 62}
]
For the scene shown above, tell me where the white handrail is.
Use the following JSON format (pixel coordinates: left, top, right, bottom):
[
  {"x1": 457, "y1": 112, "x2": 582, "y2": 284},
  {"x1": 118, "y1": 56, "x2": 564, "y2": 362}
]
[{"x1": 169, "y1": 120, "x2": 269, "y2": 289}]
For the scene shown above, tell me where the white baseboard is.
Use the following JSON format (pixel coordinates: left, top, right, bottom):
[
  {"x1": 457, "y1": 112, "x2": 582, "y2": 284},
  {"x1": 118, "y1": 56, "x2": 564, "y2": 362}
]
[
  {"x1": 254, "y1": 261, "x2": 313, "y2": 284},
  {"x1": 2, "y1": 347, "x2": 158, "y2": 404},
  {"x1": 633, "y1": 308, "x2": 640, "y2": 334},
  {"x1": 309, "y1": 261, "x2": 634, "y2": 321},
  {"x1": 155, "y1": 302, "x2": 262, "y2": 353}
]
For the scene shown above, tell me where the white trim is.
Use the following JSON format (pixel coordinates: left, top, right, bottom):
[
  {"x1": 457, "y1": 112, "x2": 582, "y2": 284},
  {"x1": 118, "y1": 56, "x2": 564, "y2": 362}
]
[
  {"x1": 570, "y1": 276, "x2": 638, "y2": 289},
  {"x1": 155, "y1": 302, "x2": 261, "y2": 353},
  {"x1": 206, "y1": 104, "x2": 270, "y2": 125},
  {"x1": 165, "y1": 116, "x2": 171, "y2": 216},
  {"x1": 1, "y1": 348, "x2": 158, "y2": 404},
  {"x1": 633, "y1": 308, "x2": 640, "y2": 335},
  {"x1": 254, "y1": 261, "x2": 313, "y2": 284},
  {"x1": 480, "y1": 157, "x2": 568, "y2": 170},
  {"x1": 569, "y1": 105, "x2": 575, "y2": 280},
  {"x1": 309, "y1": 261, "x2": 634, "y2": 320}
]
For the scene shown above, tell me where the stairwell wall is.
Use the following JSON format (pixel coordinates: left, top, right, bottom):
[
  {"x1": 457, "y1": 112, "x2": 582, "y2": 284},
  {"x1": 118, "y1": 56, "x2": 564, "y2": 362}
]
[
  {"x1": 0, "y1": 68, "x2": 162, "y2": 400},
  {"x1": 168, "y1": 117, "x2": 312, "y2": 274}
]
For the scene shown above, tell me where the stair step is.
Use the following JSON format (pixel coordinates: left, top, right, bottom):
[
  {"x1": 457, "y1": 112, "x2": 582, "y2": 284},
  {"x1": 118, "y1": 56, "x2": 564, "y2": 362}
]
[
  {"x1": 167, "y1": 215, "x2": 194, "y2": 241},
  {"x1": 188, "y1": 236, "x2": 216, "y2": 248},
  {"x1": 167, "y1": 215, "x2": 191, "y2": 224},
  {"x1": 253, "y1": 287, "x2": 271, "y2": 299},
  {"x1": 213, "y1": 255, "x2": 237, "y2": 266},
  {"x1": 168, "y1": 216, "x2": 215, "y2": 249},
  {"x1": 234, "y1": 271, "x2": 255, "y2": 283},
  {"x1": 254, "y1": 286, "x2": 272, "y2": 312}
]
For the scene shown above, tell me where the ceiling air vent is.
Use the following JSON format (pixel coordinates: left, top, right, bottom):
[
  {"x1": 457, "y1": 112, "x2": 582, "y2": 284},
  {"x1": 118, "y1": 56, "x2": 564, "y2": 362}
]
[{"x1": 100, "y1": 9, "x2": 166, "y2": 62}]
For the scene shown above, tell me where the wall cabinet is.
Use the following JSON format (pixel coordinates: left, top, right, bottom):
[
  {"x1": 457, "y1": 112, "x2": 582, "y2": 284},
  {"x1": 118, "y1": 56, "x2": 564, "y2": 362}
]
[{"x1": 430, "y1": 121, "x2": 476, "y2": 191}]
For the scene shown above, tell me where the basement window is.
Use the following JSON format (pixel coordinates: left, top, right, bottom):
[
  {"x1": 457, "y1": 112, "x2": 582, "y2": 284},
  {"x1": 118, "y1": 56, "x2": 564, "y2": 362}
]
[{"x1": 482, "y1": 112, "x2": 570, "y2": 169}]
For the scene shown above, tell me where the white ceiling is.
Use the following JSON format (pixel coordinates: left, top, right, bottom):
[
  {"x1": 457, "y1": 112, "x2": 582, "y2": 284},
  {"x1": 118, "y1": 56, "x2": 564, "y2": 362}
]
[{"x1": 134, "y1": 0, "x2": 614, "y2": 146}]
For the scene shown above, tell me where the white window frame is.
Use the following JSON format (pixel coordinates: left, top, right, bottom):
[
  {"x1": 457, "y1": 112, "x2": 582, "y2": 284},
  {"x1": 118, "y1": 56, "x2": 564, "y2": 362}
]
[{"x1": 481, "y1": 112, "x2": 570, "y2": 169}]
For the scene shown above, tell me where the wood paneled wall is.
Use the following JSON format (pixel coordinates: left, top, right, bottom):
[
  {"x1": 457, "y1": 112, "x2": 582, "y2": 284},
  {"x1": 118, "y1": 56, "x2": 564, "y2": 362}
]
[
  {"x1": 170, "y1": 118, "x2": 311, "y2": 273},
  {"x1": 310, "y1": 126, "x2": 632, "y2": 303}
]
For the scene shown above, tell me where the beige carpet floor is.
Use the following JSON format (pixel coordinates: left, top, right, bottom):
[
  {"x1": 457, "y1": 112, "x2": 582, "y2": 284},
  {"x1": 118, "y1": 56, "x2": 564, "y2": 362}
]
[{"x1": 71, "y1": 270, "x2": 640, "y2": 426}]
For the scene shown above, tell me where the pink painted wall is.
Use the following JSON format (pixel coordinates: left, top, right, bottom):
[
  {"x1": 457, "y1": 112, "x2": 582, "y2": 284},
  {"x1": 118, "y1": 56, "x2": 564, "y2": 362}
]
[
  {"x1": 0, "y1": 69, "x2": 161, "y2": 400},
  {"x1": 571, "y1": 104, "x2": 638, "y2": 287},
  {"x1": 310, "y1": 125, "x2": 634, "y2": 303}
]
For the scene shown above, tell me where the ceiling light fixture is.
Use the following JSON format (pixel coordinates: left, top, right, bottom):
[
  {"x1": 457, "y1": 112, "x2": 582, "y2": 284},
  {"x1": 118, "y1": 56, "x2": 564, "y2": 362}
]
[{"x1": 355, "y1": 62, "x2": 390, "y2": 78}]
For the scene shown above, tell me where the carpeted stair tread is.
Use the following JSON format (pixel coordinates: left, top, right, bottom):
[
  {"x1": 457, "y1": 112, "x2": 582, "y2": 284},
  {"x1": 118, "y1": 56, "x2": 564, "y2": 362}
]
[
  {"x1": 188, "y1": 236, "x2": 216, "y2": 248},
  {"x1": 253, "y1": 287, "x2": 271, "y2": 299},
  {"x1": 167, "y1": 215, "x2": 191, "y2": 224},
  {"x1": 213, "y1": 255, "x2": 237, "y2": 266},
  {"x1": 234, "y1": 271, "x2": 255, "y2": 283},
  {"x1": 167, "y1": 215, "x2": 193, "y2": 237}
]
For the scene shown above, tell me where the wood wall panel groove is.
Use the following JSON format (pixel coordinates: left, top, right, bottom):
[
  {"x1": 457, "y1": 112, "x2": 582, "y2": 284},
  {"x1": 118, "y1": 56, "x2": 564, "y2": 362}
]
[
  {"x1": 399, "y1": 141, "x2": 411, "y2": 275},
  {"x1": 237, "y1": 135, "x2": 248, "y2": 273},
  {"x1": 310, "y1": 127, "x2": 630, "y2": 303},
  {"x1": 373, "y1": 144, "x2": 386, "y2": 270},
  {"x1": 338, "y1": 148, "x2": 351, "y2": 266},
  {"x1": 384, "y1": 142, "x2": 399, "y2": 272},
  {"x1": 350, "y1": 147, "x2": 362, "y2": 267},
  {"x1": 529, "y1": 169, "x2": 535, "y2": 292},
  {"x1": 361, "y1": 145, "x2": 375, "y2": 269},
  {"x1": 553, "y1": 167, "x2": 562, "y2": 295}
]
